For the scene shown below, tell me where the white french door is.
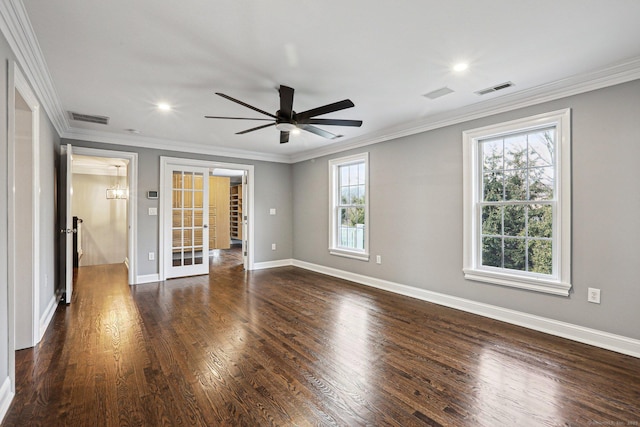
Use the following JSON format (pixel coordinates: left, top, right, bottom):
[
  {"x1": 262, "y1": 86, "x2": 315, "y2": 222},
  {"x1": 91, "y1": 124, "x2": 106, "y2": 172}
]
[{"x1": 163, "y1": 165, "x2": 209, "y2": 278}]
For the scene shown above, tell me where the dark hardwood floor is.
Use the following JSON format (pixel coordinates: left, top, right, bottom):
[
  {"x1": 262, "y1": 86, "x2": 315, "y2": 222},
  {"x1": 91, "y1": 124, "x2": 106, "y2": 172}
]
[{"x1": 3, "y1": 248, "x2": 640, "y2": 426}]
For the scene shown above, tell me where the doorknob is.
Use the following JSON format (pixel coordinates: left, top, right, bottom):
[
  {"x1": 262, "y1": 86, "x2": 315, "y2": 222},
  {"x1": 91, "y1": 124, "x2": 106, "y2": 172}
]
[{"x1": 203, "y1": 224, "x2": 208, "y2": 229}]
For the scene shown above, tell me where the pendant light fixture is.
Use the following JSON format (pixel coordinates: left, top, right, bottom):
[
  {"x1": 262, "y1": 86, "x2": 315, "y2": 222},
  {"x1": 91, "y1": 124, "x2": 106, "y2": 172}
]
[{"x1": 106, "y1": 164, "x2": 128, "y2": 199}]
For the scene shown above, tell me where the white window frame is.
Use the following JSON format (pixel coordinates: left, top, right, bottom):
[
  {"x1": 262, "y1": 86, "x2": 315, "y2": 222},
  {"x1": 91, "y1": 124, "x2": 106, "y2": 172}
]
[
  {"x1": 462, "y1": 109, "x2": 571, "y2": 296},
  {"x1": 328, "y1": 152, "x2": 370, "y2": 261}
]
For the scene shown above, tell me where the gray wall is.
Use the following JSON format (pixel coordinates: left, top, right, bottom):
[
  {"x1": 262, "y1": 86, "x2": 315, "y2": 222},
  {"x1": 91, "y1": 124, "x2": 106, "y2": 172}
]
[
  {"x1": 292, "y1": 79, "x2": 640, "y2": 340},
  {"x1": 63, "y1": 140, "x2": 294, "y2": 277}
]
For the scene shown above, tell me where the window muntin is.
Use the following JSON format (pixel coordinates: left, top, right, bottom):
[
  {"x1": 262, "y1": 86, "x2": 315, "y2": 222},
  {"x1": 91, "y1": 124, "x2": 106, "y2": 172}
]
[
  {"x1": 463, "y1": 109, "x2": 571, "y2": 296},
  {"x1": 479, "y1": 127, "x2": 555, "y2": 275},
  {"x1": 329, "y1": 153, "x2": 369, "y2": 260}
]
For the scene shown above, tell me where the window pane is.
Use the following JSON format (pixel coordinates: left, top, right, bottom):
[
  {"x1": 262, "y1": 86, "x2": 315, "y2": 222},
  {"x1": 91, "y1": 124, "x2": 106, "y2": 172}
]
[
  {"x1": 481, "y1": 205, "x2": 502, "y2": 236},
  {"x1": 483, "y1": 172, "x2": 503, "y2": 201},
  {"x1": 349, "y1": 186, "x2": 359, "y2": 204},
  {"x1": 340, "y1": 166, "x2": 349, "y2": 187},
  {"x1": 358, "y1": 162, "x2": 365, "y2": 184},
  {"x1": 504, "y1": 205, "x2": 525, "y2": 236},
  {"x1": 528, "y1": 239, "x2": 552, "y2": 274},
  {"x1": 528, "y1": 205, "x2": 552, "y2": 238},
  {"x1": 340, "y1": 187, "x2": 349, "y2": 204},
  {"x1": 482, "y1": 237, "x2": 502, "y2": 268},
  {"x1": 356, "y1": 226, "x2": 365, "y2": 250},
  {"x1": 504, "y1": 134, "x2": 527, "y2": 170},
  {"x1": 482, "y1": 138, "x2": 503, "y2": 171},
  {"x1": 504, "y1": 238, "x2": 526, "y2": 271},
  {"x1": 528, "y1": 130, "x2": 554, "y2": 168},
  {"x1": 349, "y1": 164, "x2": 359, "y2": 185},
  {"x1": 504, "y1": 169, "x2": 526, "y2": 200},
  {"x1": 529, "y1": 166, "x2": 554, "y2": 201},
  {"x1": 184, "y1": 173, "x2": 193, "y2": 190},
  {"x1": 358, "y1": 185, "x2": 365, "y2": 203}
]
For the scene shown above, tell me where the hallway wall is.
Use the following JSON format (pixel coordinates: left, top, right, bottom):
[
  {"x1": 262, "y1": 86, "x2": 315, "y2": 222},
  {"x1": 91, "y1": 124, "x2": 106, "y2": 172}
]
[{"x1": 73, "y1": 173, "x2": 127, "y2": 266}]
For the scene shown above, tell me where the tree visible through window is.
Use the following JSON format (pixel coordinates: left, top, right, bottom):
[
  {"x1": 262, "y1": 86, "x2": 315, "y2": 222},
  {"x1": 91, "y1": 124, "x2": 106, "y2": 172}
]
[
  {"x1": 329, "y1": 152, "x2": 369, "y2": 260},
  {"x1": 480, "y1": 128, "x2": 554, "y2": 274},
  {"x1": 338, "y1": 161, "x2": 366, "y2": 250},
  {"x1": 463, "y1": 109, "x2": 571, "y2": 296}
]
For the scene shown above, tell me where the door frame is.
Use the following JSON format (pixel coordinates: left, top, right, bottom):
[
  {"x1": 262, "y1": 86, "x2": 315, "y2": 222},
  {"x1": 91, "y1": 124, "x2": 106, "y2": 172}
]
[
  {"x1": 7, "y1": 62, "x2": 40, "y2": 389},
  {"x1": 159, "y1": 156, "x2": 255, "y2": 280},
  {"x1": 71, "y1": 146, "x2": 138, "y2": 285}
]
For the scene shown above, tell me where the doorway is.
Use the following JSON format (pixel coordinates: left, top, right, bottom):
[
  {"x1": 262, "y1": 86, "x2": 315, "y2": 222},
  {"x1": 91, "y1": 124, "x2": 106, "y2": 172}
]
[
  {"x1": 209, "y1": 168, "x2": 246, "y2": 270},
  {"x1": 159, "y1": 157, "x2": 254, "y2": 280},
  {"x1": 72, "y1": 156, "x2": 129, "y2": 268},
  {"x1": 70, "y1": 147, "x2": 138, "y2": 285}
]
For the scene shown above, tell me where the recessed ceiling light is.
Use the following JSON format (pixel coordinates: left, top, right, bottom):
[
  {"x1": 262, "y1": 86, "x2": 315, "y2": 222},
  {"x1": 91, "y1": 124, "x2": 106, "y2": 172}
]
[
  {"x1": 453, "y1": 62, "x2": 469, "y2": 72},
  {"x1": 157, "y1": 103, "x2": 171, "y2": 111}
]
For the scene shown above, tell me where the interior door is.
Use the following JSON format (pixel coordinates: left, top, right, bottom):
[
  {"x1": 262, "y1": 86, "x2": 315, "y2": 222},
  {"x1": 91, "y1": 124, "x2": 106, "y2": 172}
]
[
  {"x1": 164, "y1": 165, "x2": 209, "y2": 278},
  {"x1": 58, "y1": 144, "x2": 73, "y2": 303}
]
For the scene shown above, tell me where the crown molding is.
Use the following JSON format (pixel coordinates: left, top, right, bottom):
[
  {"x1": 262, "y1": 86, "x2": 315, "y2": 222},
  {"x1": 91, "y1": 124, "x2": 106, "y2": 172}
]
[
  {"x1": 290, "y1": 56, "x2": 640, "y2": 163},
  {"x1": 62, "y1": 128, "x2": 292, "y2": 163},
  {"x1": 3, "y1": 1, "x2": 639, "y2": 165},
  {"x1": 0, "y1": 0, "x2": 68, "y2": 135}
]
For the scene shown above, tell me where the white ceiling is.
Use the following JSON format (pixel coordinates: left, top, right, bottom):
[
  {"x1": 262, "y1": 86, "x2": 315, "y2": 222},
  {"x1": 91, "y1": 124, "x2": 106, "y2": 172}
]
[{"x1": 14, "y1": 0, "x2": 640, "y2": 162}]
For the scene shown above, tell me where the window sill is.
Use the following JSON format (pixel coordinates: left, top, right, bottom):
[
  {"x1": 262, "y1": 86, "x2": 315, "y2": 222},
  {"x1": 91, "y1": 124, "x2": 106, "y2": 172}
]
[
  {"x1": 463, "y1": 268, "x2": 571, "y2": 296},
  {"x1": 329, "y1": 249, "x2": 370, "y2": 262}
]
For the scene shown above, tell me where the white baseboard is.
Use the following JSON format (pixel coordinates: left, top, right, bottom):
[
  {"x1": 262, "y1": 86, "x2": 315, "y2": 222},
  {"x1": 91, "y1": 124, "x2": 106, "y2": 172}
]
[
  {"x1": 39, "y1": 294, "x2": 59, "y2": 340},
  {"x1": 292, "y1": 259, "x2": 640, "y2": 358},
  {"x1": 135, "y1": 274, "x2": 160, "y2": 285},
  {"x1": 0, "y1": 376, "x2": 14, "y2": 424},
  {"x1": 252, "y1": 259, "x2": 293, "y2": 270}
]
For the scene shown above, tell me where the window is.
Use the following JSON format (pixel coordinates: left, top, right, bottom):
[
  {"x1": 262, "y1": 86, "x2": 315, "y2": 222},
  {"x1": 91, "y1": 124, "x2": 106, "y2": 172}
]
[
  {"x1": 463, "y1": 109, "x2": 571, "y2": 295},
  {"x1": 329, "y1": 153, "x2": 369, "y2": 261}
]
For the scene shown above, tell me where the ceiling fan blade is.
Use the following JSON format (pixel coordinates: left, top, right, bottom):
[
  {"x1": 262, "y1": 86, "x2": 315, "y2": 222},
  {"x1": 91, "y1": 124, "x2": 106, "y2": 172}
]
[
  {"x1": 299, "y1": 124, "x2": 341, "y2": 139},
  {"x1": 299, "y1": 118, "x2": 363, "y2": 127},
  {"x1": 215, "y1": 92, "x2": 278, "y2": 119},
  {"x1": 236, "y1": 122, "x2": 276, "y2": 135},
  {"x1": 205, "y1": 116, "x2": 273, "y2": 121},
  {"x1": 296, "y1": 99, "x2": 355, "y2": 120},
  {"x1": 279, "y1": 85, "x2": 295, "y2": 119},
  {"x1": 280, "y1": 131, "x2": 290, "y2": 144}
]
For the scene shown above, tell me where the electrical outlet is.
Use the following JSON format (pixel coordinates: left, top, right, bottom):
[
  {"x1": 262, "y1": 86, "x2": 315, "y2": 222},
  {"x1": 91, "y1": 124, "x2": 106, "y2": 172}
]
[
  {"x1": 148, "y1": 252, "x2": 155, "y2": 261},
  {"x1": 269, "y1": 208, "x2": 276, "y2": 215},
  {"x1": 376, "y1": 255, "x2": 382, "y2": 264},
  {"x1": 271, "y1": 243, "x2": 276, "y2": 250},
  {"x1": 587, "y1": 287, "x2": 601, "y2": 304}
]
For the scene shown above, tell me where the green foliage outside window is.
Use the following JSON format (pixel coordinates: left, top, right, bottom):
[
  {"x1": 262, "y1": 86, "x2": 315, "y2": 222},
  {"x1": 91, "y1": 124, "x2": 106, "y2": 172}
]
[{"x1": 480, "y1": 129, "x2": 554, "y2": 274}]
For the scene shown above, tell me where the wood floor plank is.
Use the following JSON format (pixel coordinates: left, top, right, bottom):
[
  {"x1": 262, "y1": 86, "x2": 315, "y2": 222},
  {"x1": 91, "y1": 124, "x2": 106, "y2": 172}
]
[{"x1": 2, "y1": 247, "x2": 640, "y2": 426}]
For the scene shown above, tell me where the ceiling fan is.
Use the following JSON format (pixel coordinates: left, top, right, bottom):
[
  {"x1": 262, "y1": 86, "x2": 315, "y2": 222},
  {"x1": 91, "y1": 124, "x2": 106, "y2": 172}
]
[{"x1": 205, "y1": 85, "x2": 362, "y2": 144}]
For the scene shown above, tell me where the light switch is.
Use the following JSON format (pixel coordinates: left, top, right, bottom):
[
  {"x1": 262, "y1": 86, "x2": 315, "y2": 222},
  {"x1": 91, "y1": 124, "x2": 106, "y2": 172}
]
[
  {"x1": 269, "y1": 208, "x2": 276, "y2": 215},
  {"x1": 149, "y1": 207, "x2": 157, "y2": 216}
]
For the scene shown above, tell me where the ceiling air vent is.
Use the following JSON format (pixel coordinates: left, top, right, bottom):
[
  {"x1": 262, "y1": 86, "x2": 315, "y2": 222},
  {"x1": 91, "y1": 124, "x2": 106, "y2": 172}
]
[
  {"x1": 68, "y1": 111, "x2": 110, "y2": 125},
  {"x1": 475, "y1": 81, "x2": 514, "y2": 96},
  {"x1": 423, "y1": 86, "x2": 455, "y2": 100}
]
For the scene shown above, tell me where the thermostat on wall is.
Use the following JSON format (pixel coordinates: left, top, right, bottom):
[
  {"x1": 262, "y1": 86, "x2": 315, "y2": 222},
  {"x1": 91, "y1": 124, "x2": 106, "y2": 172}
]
[{"x1": 147, "y1": 191, "x2": 158, "y2": 199}]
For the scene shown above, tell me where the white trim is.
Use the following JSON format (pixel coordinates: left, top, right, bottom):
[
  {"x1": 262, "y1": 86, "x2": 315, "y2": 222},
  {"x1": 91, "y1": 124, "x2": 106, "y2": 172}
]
[
  {"x1": 39, "y1": 295, "x2": 59, "y2": 340},
  {"x1": 290, "y1": 57, "x2": 640, "y2": 163},
  {"x1": 0, "y1": 0, "x2": 68, "y2": 134},
  {"x1": 252, "y1": 259, "x2": 294, "y2": 270},
  {"x1": 159, "y1": 156, "x2": 255, "y2": 280},
  {"x1": 0, "y1": 376, "x2": 14, "y2": 424},
  {"x1": 136, "y1": 274, "x2": 160, "y2": 284},
  {"x1": 291, "y1": 259, "x2": 640, "y2": 358},
  {"x1": 2, "y1": 2, "x2": 638, "y2": 165},
  {"x1": 71, "y1": 147, "x2": 138, "y2": 285},
  {"x1": 462, "y1": 109, "x2": 571, "y2": 295}
]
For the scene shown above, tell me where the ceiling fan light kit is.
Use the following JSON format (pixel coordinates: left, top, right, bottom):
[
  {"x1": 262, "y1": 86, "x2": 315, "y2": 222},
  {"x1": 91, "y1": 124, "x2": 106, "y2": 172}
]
[{"x1": 206, "y1": 85, "x2": 362, "y2": 144}]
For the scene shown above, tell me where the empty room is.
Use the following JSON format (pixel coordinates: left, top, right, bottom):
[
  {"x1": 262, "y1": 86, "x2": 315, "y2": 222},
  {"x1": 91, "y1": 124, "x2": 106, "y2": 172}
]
[{"x1": 0, "y1": 1, "x2": 639, "y2": 426}]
